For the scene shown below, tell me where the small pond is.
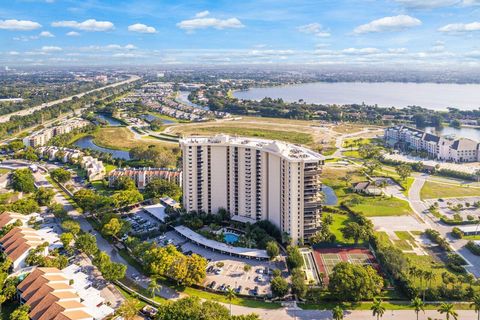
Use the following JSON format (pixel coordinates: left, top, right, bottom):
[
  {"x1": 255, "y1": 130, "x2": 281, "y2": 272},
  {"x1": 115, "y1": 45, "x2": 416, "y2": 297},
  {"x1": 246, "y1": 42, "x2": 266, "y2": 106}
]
[
  {"x1": 139, "y1": 114, "x2": 175, "y2": 124},
  {"x1": 95, "y1": 113, "x2": 123, "y2": 126},
  {"x1": 74, "y1": 136, "x2": 131, "y2": 160},
  {"x1": 322, "y1": 185, "x2": 338, "y2": 206}
]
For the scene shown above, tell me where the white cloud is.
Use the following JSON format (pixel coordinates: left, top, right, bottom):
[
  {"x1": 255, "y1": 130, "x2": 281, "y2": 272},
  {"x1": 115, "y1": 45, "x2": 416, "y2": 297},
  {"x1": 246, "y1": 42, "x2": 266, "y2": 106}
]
[
  {"x1": 462, "y1": 0, "x2": 480, "y2": 5},
  {"x1": 438, "y1": 22, "x2": 480, "y2": 33},
  {"x1": 388, "y1": 48, "x2": 408, "y2": 53},
  {"x1": 8, "y1": 51, "x2": 20, "y2": 55},
  {"x1": 177, "y1": 17, "x2": 244, "y2": 31},
  {"x1": 394, "y1": 0, "x2": 460, "y2": 8},
  {"x1": 66, "y1": 31, "x2": 80, "y2": 36},
  {"x1": 354, "y1": 15, "x2": 421, "y2": 34},
  {"x1": 128, "y1": 23, "x2": 157, "y2": 34},
  {"x1": 0, "y1": 19, "x2": 41, "y2": 30},
  {"x1": 41, "y1": 46, "x2": 62, "y2": 52},
  {"x1": 39, "y1": 31, "x2": 54, "y2": 37},
  {"x1": 297, "y1": 23, "x2": 330, "y2": 37},
  {"x1": 51, "y1": 19, "x2": 114, "y2": 31},
  {"x1": 342, "y1": 48, "x2": 381, "y2": 55},
  {"x1": 124, "y1": 44, "x2": 137, "y2": 50},
  {"x1": 195, "y1": 11, "x2": 210, "y2": 18}
]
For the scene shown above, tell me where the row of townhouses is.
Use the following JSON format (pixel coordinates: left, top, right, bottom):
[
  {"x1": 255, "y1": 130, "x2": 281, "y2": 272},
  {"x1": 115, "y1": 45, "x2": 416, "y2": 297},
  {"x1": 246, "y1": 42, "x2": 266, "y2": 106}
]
[
  {"x1": 108, "y1": 167, "x2": 182, "y2": 189},
  {"x1": 385, "y1": 125, "x2": 480, "y2": 163},
  {"x1": 37, "y1": 146, "x2": 106, "y2": 181},
  {"x1": 23, "y1": 118, "x2": 90, "y2": 148},
  {"x1": 180, "y1": 134, "x2": 324, "y2": 244}
]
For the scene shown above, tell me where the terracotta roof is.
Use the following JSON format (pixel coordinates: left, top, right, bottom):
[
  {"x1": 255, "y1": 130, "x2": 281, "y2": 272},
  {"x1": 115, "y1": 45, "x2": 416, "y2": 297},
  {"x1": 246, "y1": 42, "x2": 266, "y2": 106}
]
[
  {"x1": 18, "y1": 267, "x2": 93, "y2": 320},
  {"x1": 38, "y1": 301, "x2": 87, "y2": 320},
  {"x1": 53, "y1": 310, "x2": 93, "y2": 320},
  {"x1": 23, "y1": 278, "x2": 70, "y2": 302},
  {"x1": 0, "y1": 227, "x2": 43, "y2": 263},
  {"x1": 0, "y1": 212, "x2": 25, "y2": 228},
  {"x1": 30, "y1": 291, "x2": 80, "y2": 320},
  {"x1": 18, "y1": 268, "x2": 63, "y2": 292}
]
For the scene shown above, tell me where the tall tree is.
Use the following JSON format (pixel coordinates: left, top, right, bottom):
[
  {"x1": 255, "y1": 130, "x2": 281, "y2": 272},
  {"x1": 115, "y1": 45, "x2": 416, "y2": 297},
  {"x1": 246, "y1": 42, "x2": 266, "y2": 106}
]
[
  {"x1": 148, "y1": 278, "x2": 160, "y2": 298},
  {"x1": 116, "y1": 298, "x2": 142, "y2": 320},
  {"x1": 471, "y1": 295, "x2": 480, "y2": 320},
  {"x1": 411, "y1": 297, "x2": 425, "y2": 320},
  {"x1": 226, "y1": 287, "x2": 236, "y2": 316},
  {"x1": 438, "y1": 303, "x2": 458, "y2": 320}
]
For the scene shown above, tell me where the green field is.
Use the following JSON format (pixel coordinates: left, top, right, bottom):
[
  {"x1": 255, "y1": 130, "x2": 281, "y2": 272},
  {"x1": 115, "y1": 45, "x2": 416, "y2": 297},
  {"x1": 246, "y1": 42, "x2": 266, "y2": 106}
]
[
  {"x1": 421, "y1": 181, "x2": 480, "y2": 199},
  {"x1": 329, "y1": 212, "x2": 363, "y2": 245},
  {"x1": 172, "y1": 126, "x2": 313, "y2": 145},
  {"x1": 349, "y1": 196, "x2": 413, "y2": 217}
]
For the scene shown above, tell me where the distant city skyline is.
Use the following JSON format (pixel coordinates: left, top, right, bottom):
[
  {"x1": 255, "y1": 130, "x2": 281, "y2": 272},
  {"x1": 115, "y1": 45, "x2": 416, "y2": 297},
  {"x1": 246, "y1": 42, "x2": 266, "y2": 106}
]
[{"x1": 1, "y1": 0, "x2": 480, "y2": 66}]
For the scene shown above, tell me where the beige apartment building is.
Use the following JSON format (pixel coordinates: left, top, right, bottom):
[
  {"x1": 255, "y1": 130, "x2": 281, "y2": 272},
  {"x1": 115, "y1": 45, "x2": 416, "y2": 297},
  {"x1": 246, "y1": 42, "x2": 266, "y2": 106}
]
[{"x1": 180, "y1": 135, "x2": 324, "y2": 244}]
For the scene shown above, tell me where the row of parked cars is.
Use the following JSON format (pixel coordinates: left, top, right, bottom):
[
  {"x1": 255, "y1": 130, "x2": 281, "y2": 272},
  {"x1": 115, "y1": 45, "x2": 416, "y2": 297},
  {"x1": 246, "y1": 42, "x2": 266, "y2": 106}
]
[
  {"x1": 122, "y1": 214, "x2": 159, "y2": 235},
  {"x1": 207, "y1": 281, "x2": 259, "y2": 295}
]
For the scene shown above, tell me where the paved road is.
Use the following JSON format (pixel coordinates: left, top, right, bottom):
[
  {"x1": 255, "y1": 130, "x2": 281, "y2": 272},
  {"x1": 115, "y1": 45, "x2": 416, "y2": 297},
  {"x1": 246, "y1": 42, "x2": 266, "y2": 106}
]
[{"x1": 0, "y1": 75, "x2": 140, "y2": 123}]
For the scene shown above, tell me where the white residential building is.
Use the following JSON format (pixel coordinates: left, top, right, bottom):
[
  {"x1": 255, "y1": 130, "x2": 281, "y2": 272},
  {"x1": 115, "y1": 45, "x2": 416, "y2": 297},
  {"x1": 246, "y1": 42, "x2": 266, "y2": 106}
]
[
  {"x1": 385, "y1": 125, "x2": 480, "y2": 163},
  {"x1": 80, "y1": 156, "x2": 106, "y2": 181},
  {"x1": 108, "y1": 167, "x2": 182, "y2": 189},
  {"x1": 180, "y1": 135, "x2": 324, "y2": 244},
  {"x1": 23, "y1": 118, "x2": 90, "y2": 148}
]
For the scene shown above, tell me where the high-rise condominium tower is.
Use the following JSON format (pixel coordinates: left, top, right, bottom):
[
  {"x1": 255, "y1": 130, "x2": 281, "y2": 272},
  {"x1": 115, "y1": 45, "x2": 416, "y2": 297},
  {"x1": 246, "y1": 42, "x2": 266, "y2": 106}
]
[{"x1": 180, "y1": 135, "x2": 324, "y2": 244}]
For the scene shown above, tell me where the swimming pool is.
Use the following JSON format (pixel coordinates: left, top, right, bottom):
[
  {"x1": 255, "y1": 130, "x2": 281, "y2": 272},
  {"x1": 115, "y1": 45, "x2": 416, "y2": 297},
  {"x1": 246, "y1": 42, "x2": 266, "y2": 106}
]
[{"x1": 224, "y1": 232, "x2": 239, "y2": 244}]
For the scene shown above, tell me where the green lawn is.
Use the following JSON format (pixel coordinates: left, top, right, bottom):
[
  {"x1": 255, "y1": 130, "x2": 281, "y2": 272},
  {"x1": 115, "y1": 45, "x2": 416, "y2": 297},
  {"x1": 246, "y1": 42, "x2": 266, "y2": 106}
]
[
  {"x1": 329, "y1": 212, "x2": 363, "y2": 245},
  {"x1": 0, "y1": 168, "x2": 10, "y2": 175},
  {"x1": 104, "y1": 164, "x2": 117, "y2": 174},
  {"x1": 342, "y1": 150, "x2": 361, "y2": 158},
  {"x1": 349, "y1": 196, "x2": 413, "y2": 217},
  {"x1": 395, "y1": 231, "x2": 416, "y2": 242},
  {"x1": 421, "y1": 180, "x2": 480, "y2": 199}
]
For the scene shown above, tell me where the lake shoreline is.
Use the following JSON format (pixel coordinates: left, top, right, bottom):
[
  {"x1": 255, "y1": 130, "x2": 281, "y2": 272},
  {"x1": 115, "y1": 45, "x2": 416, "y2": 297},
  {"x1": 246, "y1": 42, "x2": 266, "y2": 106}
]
[{"x1": 233, "y1": 81, "x2": 480, "y2": 111}]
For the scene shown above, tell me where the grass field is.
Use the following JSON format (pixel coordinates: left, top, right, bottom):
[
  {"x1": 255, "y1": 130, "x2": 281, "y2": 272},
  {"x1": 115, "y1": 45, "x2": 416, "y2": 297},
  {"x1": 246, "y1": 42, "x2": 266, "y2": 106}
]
[
  {"x1": 93, "y1": 127, "x2": 175, "y2": 151},
  {"x1": 329, "y1": 213, "x2": 363, "y2": 245},
  {"x1": 421, "y1": 180, "x2": 480, "y2": 199},
  {"x1": 170, "y1": 125, "x2": 313, "y2": 145},
  {"x1": 349, "y1": 196, "x2": 413, "y2": 216}
]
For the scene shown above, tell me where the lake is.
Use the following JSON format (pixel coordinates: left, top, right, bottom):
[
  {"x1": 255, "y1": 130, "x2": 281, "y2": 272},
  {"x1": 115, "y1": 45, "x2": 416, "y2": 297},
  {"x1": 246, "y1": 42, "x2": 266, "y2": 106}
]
[
  {"x1": 176, "y1": 91, "x2": 209, "y2": 110},
  {"x1": 322, "y1": 185, "x2": 338, "y2": 206},
  {"x1": 234, "y1": 82, "x2": 480, "y2": 111},
  {"x1": 424, "y1": 126, "x2": 480, "y2": 141},
  {"x1": 74, "y1": 136, "x2": 131, "y2": 160}
]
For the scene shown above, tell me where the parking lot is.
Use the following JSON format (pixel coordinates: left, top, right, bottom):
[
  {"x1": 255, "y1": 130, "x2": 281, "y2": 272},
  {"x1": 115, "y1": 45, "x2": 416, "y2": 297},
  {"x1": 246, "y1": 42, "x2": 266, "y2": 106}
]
[
  {"x1": 425, "y1": 197, "x2": 480, "y2": 220},
  {"x1": 161, "y1": 230, "x2": 287, "y2": 297},
  {"x1": 121, "y1": 207, "x2": 162, "y2": 236}
]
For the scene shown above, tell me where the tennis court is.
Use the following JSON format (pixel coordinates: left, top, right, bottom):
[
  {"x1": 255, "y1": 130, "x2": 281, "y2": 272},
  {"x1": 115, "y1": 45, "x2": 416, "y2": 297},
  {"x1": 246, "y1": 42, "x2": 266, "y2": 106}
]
[{"x1": 312, "y1": 247, "x2": 380, "y2": 285}]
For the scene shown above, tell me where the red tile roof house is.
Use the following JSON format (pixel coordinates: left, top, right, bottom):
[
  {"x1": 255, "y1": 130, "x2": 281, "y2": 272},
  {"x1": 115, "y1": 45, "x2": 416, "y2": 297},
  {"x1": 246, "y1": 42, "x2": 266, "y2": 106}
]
[
  {"x1": 0, "y1": 227, "x2": 46, "y2": 271},
  {"x1": 17, "y1": 267, "x2": 94, "y2": 320}
]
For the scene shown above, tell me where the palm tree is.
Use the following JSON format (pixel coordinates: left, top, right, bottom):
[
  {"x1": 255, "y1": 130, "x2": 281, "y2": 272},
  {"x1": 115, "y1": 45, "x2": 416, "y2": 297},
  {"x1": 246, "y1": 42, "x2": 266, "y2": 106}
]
[
  {"x1": 148, "y1": 278, "x2": 160, "y2": 298},
  {"x1": 409, "y1": 266, "x2": 418, "y2": 282},
  {"x1": 471, "y1": 295, "x2": 480, "y2": 320},
  {"x1": 332, "y1": 305, "x2": 344, "y2": 320},
  {"x1": 371, "y1": 298, "x2": 385, "y2": 320},
  {"x1": 226, "y1": 287, "x2": 236, "y2": 316},
  {"x1": 438, "y1": 303, "x2": 458, "y2": 320},
  {"x1": 411, "y1": 297, "x2": 425, "y2": 320},
  {"x1": 423, "y1": 271, "x2": 435, "y2": 301}
]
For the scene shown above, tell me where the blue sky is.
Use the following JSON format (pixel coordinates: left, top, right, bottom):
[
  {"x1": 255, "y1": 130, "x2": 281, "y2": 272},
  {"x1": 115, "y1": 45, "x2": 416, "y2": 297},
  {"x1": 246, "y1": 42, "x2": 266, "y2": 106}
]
[{"x1": 1, "y1": 0, "x2": 480, "y2": 66}]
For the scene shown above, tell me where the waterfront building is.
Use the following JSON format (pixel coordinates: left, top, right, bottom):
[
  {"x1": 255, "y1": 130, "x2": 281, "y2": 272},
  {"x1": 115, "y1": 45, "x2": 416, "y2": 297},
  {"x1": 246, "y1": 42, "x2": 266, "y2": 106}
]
[
  {"x1": 180, "y1": 134, "x2": 324, "y2": 244},
  {"x1": 385, "y1": 125, "x2": 480, "y2": 163},
  {"x1": 23, "y1": 118, "x2": 90, "y2": 148}
]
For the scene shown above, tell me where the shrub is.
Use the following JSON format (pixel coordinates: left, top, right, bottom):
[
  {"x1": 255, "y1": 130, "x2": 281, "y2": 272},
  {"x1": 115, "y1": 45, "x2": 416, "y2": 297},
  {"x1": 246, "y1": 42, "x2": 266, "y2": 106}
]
[
  {"x1": 466, "y1": 241, "x2": 480, "y2": 255},
  {"x1": 451, "y1": 227, "x2": 464, "y2": 239}
]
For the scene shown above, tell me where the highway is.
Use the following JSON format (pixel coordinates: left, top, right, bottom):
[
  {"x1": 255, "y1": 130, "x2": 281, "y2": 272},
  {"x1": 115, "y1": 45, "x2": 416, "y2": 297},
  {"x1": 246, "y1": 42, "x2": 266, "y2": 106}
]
[{"x1": 0, "y1": 75, "x2": 140, "y2": 123}]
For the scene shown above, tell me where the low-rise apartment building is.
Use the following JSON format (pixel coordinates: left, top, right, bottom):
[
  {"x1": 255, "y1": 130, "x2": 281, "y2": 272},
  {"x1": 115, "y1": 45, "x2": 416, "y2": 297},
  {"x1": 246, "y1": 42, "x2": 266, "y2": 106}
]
[
  {"x1": 80, "y1": 156, "x2": 106, "y2": 181},
  {"x1": 385, "y1": 125, "x2": 480, "y2": 163},
  {"x1": 23, "y1": 118, "x2": 90, "y2": 148},
  {"x1": 17, "y1": 266, "x2": 114, "y2": 320},
  {"x1": 108, "y1": 167, "x2": 182, "y2": 189},
  {"x1": 180, "y1": 134, "x2": 324, "y2": 244}
]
